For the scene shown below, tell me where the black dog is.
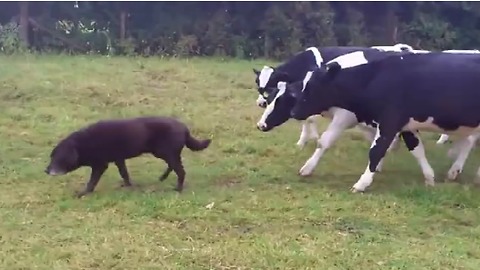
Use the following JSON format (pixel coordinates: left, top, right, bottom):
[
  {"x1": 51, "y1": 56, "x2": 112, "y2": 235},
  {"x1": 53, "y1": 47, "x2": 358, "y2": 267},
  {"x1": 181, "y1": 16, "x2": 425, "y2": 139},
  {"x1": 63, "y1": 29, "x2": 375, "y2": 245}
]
[{"x1": 45, "y1": 116, "x2": 211, "y2": 198}]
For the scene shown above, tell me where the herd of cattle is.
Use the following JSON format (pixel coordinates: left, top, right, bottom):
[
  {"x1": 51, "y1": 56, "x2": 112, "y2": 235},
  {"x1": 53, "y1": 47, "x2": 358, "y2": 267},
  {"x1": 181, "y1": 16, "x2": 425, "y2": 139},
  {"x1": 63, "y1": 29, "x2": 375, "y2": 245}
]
[
  {"x1": 251, "y1": 43, "x2": 480, "y2": 192},
  {"x1": 44, "y1": 43, "x2": 480, "y2": 198}
]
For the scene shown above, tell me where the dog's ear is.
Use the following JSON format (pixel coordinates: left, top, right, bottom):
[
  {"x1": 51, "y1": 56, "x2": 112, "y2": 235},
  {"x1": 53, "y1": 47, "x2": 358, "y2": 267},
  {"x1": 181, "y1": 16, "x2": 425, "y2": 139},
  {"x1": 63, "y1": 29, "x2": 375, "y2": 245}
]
[
  {"x1": 253, "y1": 68, "x2": 260, "y2": 76},
  {"x1": 63, "y1": 142, "x2": 79, "y2": 168}
]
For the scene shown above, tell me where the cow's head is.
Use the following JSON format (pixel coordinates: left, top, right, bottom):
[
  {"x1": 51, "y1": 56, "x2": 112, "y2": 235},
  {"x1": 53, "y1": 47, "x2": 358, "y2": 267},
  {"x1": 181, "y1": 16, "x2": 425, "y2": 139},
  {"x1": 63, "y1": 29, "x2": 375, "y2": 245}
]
[
  {"x1": 291, "y1": 63, "x2": 342, "y2": 121},
  {"x1": 253, "y1": 66, "x2": 291, "y2": 108},
  {"x1": 256, "y1": 81, "x2": 303, "y2": 132}
]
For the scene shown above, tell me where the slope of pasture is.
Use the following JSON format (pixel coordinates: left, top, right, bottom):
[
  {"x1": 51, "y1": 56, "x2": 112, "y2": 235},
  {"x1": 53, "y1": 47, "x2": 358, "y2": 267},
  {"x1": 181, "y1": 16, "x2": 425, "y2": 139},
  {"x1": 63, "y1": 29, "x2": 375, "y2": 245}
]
[{"x1": 1, "y1": 54, "x2": 480, "y2": 269}]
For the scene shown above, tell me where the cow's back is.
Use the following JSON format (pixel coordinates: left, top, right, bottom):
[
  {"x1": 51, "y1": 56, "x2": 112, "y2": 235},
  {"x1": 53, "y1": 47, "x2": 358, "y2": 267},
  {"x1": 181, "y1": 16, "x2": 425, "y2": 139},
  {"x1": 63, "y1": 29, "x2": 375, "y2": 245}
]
[{"x1": 359, "y1": 53, "x2": 480, "y2": 127}]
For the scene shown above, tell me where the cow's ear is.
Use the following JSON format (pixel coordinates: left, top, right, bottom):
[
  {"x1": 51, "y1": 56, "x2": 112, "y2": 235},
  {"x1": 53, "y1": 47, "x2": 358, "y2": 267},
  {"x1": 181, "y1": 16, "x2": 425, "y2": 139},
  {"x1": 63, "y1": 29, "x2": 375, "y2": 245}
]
[
  {"x1": 253, "y1": 68, "x2": 260, "y2": 76},
  {"x1": 325, "y1": 62, "x2": 342, "y2": 81},
  {"x1": 275, "y1": 71, "x2": 290, "y2": 82},
  {"x1": 286, "y1": 82, "x2": 301, "y2": 99}
]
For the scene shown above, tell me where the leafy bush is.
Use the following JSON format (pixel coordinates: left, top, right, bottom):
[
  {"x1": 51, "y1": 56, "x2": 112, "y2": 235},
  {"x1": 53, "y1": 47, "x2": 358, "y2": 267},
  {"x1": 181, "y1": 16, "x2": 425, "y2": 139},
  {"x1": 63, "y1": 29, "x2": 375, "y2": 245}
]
[{"x1": 0, "y1": 22, "x2": 27, "y2": 54}]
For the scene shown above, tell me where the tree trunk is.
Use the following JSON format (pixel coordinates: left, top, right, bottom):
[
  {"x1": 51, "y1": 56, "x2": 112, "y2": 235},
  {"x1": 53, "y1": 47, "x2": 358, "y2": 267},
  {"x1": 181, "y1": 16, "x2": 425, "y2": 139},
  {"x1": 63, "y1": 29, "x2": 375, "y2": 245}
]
[
  {"x1": 385, "y1": 3, "x2": 398, "y2": 44},
  {"x1": 264, "y1": 35, "x2": 270, "y2": 59},
  {"x1": 120, "y1": 10, "x2": 127, "y2": 42},
  {"x1": 19, "y1": 1, "x2": 29, "y2": 47}
]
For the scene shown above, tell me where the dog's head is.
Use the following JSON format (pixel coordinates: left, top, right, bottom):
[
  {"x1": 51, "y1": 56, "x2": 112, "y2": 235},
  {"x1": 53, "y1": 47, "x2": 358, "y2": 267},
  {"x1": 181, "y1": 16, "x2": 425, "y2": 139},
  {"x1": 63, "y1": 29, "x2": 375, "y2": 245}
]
[{"x1": 45, "y1": 139, "x2": 80, "y2": 176}]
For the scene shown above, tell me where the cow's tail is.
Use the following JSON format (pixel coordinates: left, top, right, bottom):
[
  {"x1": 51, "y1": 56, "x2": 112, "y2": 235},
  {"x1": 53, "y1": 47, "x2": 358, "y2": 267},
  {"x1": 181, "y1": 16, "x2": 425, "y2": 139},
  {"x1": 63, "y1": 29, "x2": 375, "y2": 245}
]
[{"x1": 185, "y1": 130, "x2": 211, "y2": 151}]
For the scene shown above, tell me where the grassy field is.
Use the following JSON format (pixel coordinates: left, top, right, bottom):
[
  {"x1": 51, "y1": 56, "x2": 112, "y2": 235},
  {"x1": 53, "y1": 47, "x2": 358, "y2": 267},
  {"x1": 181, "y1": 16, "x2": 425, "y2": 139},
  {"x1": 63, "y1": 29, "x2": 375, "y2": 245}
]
[{"x1": 1, "y1": 54, "x2": 480, "y2": 269}]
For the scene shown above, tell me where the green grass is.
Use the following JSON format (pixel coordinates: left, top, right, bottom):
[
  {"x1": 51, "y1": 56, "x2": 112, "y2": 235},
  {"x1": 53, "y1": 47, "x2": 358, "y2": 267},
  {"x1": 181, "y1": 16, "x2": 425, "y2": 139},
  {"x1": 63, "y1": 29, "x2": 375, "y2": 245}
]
[{"x1": 1, "y1": 54, "x2": 480, "y2": 269}]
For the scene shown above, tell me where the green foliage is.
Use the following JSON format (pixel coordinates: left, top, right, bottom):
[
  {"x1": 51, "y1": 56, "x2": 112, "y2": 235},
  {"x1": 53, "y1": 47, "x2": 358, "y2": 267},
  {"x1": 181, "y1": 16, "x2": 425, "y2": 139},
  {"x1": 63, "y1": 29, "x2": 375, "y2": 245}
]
[
  {"x1": 0, "y1": 22, "x2": 27, "y2": 54},
  {"x1": 2, "y1": 2, "x2": 480, "y2": 58}
]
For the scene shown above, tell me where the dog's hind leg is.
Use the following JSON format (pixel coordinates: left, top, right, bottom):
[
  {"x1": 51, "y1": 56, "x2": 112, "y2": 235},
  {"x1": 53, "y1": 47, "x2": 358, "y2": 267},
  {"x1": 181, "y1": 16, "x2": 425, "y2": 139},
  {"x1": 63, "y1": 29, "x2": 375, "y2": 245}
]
[
  {"x1": 115, "y1": 160, "x2": 133, "y2": 187},
  {"x1": 77, "y1": 163, "x2": 108, "y2": 198},
  {"x1": 153, "y1": 144, "x2": 186, "y2": 191},
  {"x1": 159, "y1": 152, "x2": 185, "y2": 192},
  {"x1": 170, "y1": 157, "x2": 186, "y2": 192},
  {"x1": 159, "y1": 167, "x2": 173, "y2": 181}
]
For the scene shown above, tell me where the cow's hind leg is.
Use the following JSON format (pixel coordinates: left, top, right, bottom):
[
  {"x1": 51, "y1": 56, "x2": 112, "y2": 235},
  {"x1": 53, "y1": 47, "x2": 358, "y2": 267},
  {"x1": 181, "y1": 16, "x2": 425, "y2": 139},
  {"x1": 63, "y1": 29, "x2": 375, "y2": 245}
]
[
  {"x1": 436, "y1": 134, "x2": 450, "y2": 144},
  {"x1": 358, "y1": 126, "x2": 389, "y2": 172},
  {"x1": 400, "y1": 131, "x2": 435, "y2": 186}
]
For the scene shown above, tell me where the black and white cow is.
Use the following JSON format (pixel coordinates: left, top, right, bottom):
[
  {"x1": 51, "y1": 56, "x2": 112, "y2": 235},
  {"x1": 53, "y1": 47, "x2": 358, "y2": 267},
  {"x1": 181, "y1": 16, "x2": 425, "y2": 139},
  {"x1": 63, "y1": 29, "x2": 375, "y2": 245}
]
[
  {"x1": 253, "y1": 44, "x2": 413, "y2": 148},
  {"x1": 256, "y1": 49, "x2": 426, "y2": 176},
  {"x1": 253, "y1": 46, "x2": 479, "y2": 148},
  {"x1": 432, "y1": 49, "x2": 480, "y2": 144},
  {"x1": 290, "y1": 51, "x2": 480, "y2": 192}
]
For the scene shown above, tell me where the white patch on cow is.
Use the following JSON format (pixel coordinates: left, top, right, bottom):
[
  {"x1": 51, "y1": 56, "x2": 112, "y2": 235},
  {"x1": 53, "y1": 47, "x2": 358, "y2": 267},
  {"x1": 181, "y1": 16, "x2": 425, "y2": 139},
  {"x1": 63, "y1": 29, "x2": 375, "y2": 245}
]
[
  {"x1": 258, "y1": 65, "x2": 274, "y2": 88},
  {"x1": 412, "y1": 50, "x2": 431, "y2": 54},
  {"x1": 393, "y1": 43, "x2": 414, "y2": 51},
  {"x1": 352, "y1": 167, "x2": 376, "y2": 193},
  {"x1": 326, "y1": 51, "x2": 369, "y2": 69},
  {"x1": 301, "y1": 71, "x2": 314, "y2": 92},
  {"x1": 305, "y1": 47, "x2": 324, "y2": 67},
  {"x1": 277, "y1": 81, "x2": 287, "y2": 90},
  {"x1": 371, "y1": 46, "x2": 398, "y2": 51},
  {"x1": 443, "y1": 49, "x2": 480, "y2": 54},
  {"x1": 256, "y1": 85, "x2": 286, "y2": 130},
  {"x1": 371, "y1": 43, "x2": 414, "y2": 52}
]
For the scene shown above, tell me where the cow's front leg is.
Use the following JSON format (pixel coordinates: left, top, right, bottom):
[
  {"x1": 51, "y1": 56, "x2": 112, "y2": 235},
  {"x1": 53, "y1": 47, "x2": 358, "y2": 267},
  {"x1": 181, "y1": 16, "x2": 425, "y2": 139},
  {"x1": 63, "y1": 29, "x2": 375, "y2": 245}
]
[
  {"x1": 296, "y1": 116, "x2": 320, "y2": 148},
  {"x1": 299, "y1": 112, "x2": 357, "y2": 176},
  {"x1": 296, "y1": 121, "x2": 311, "y2": 149},
  {"x1": 299, "y1": 125, "x2": 344, "y2": 176},
  {"x1": 352, "y1": 126, "x2": 398, "y2": 193}
]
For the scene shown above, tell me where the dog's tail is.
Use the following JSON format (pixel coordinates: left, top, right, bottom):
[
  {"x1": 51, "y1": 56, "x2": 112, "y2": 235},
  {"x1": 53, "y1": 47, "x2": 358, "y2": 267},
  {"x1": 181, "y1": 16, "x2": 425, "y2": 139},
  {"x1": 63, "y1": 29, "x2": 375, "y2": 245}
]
[{"x1": 185, "y1": 131, "x2": 211, "y2": 151}]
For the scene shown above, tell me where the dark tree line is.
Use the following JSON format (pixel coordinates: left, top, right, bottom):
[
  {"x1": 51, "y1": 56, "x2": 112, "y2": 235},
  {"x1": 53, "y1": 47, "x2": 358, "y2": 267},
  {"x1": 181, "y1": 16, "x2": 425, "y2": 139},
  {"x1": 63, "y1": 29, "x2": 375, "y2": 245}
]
[{"x1": 1, "y1": 1, "x2": 480, "y2": 59}]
